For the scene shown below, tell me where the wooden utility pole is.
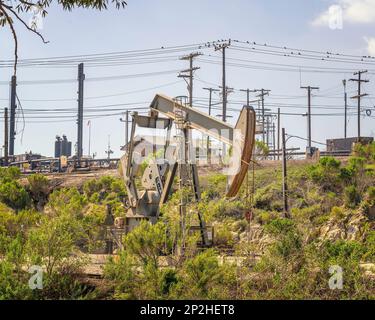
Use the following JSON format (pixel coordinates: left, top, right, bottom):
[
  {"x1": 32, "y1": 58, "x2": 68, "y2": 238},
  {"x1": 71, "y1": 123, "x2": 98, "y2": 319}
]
[
  {"x1": 9, "y1": 76, "x2": 17, "y2": 156},
  {"x1": 125, "y1": 110, "x2": 129, "y2": 145},
  {"x1": 4, "y1": 108, "x2": 8, "y2": 166},
  {"x1": 240, "y1": 88, "x2": 252, "y2": 106},
  {"x1": 277, "y1": 108, "x2": 281, "y2": 160},
  {"x1": 120, "y1": 110, "x2": 130, "y2": 146},
  {"x1": 343, "y1": 79, "x2": 348, "y2": 138},
  {"x1": 77, "y1": 63, "x2": 85, "y2": 162},
  {"x1": 281, "y1": 128, "x2": 289, "y2": 217},
  {"x1": 214, "y1": 41, "x2": 231, "y2": 123},
  {"x1": 253, "y1": 89, "x2": 271, "y2": 143},
  {"x1": 272, "y1": 122, "x2": 276, "y2": 160},
  {"x1": 300, "y1": 85, "x2": 319, "y2": 149},
  {"x1": 203, "y1": 87, "x2": 220, "y2": 165},
  {"x1": 178, "y1": 54, "x2": 208, "y2": 247},
  {"x1": 88, "y1": 120, "x2": 91, "y2": 158},
  {"x1": 350, "y1": 70, "x2": 369, "y2": 142},
  {"x1": 265, "y1": 114, "x2": 270, "y2": 147},
  {"x1": 179, "y1": 52, "x2": 202, "y2": 107}
]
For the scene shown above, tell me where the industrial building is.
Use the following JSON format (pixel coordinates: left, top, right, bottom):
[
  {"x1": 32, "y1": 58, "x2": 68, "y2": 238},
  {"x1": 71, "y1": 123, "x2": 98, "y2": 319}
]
[{"x1": 54, "y1": 135, "x2": 72, "y2": 158}]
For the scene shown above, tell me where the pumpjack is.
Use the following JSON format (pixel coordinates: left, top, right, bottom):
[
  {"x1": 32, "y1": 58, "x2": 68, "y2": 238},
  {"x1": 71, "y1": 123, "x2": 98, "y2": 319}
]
[{"x1": 120, "y1": 94, "x2": 256, "y2": 246}]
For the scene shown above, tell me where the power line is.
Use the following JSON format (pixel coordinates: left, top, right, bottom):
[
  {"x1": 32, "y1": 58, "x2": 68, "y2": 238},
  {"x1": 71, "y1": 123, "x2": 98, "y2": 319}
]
[{"x1": 0, "y1": 69, "x2": 182, "y2": 86}]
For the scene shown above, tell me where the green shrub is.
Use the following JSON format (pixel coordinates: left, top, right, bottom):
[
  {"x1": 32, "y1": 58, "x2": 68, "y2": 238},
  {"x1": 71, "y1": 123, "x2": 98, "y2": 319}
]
[
  {"x1": 204, "y1": 174, "x2": 227, "y2": 198},
  {"x1": 255, "y1": 210, "x2": 278, "y2": 225},
  {"x1": 330, "y1": 206, "x2": 346, "y2": 222},
  {"x1": 83, "y1": 176, "x2": 126, "y2": 202},
  {"x1": 352, "y1": 142, "x2": 375, "y2": 161},
  {"x1": 0, "y1": 167, "x2": 21, "y2": 182},
  {"x1": 177, "y1": 249, "x2": 230, "y2": 299},
  {"x1": 104, "y1": 251, "x2": 137, "y2": 299},
  {"x1": 255, "y1": 140, "x2": 269, "y2": 158},
  {"x1": 264, "y1": 218, "x2": 302, "y2": 259},
  {"x1": 307, "y1": 157, "x2": 341, "y2": 190},
  {"x1": 47, "y1": 187, "x2": 87, "y2": 217},
  {"x1": 291, "y1": 204, "x2": 321, "y2": 222},
  {"x1": 254, "y1": 183, "x2": 282, "y2": 211},
  {"x1": 0, "y1": 181, "x2": 30, "y2": 211},
  {"x1": 265, "y1": 218, "x2": 295, "y2": 235},
  {"x1": 344, "y1": 185, "x2": 361, "y2": 208},
  {"x1": 214, "y1": 224, "x2": 234, "y2": 247},
  {"x1": 27, "y1": 174, "x2": 50, "y2": 210},
  {"x1": 124, "y1": 221, "x2": 171, "y2": 267}
]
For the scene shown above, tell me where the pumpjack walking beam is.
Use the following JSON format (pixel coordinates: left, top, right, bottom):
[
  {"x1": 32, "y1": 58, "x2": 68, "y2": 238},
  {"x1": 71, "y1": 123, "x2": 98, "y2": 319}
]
[{"x1": 149, "y1": 94, "x2": 256, "y2": 197}]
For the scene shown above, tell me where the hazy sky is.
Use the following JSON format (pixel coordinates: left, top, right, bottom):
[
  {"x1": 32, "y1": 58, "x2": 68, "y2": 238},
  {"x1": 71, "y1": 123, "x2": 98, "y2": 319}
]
[{"x1": 0, "y1": 0, "x2": 374, "y2": 158}]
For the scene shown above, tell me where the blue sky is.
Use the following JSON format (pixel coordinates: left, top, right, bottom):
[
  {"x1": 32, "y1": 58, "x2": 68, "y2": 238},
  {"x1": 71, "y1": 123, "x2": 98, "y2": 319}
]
[{"x1": 0, "y1": 0, "x2": 374, "y2": 158}]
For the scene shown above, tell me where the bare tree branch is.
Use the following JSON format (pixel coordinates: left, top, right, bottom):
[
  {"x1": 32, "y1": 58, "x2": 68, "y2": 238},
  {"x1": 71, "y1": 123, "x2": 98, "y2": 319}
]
[
  {"x1": 7, "y1": 6, "x2": 49, "y2": 44},
  {"x1": 0, "y1": 4, "x2": 18, "y2": 76},
  {"x1": 0, "y1": 0, "x2": 128, "y2": 75}
]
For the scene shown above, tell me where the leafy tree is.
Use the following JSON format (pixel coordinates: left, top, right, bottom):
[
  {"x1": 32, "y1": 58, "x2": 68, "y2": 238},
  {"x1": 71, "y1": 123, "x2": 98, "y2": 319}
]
[
  {"x1": 104, "y1": 251, "x2": 137, "y2": 299},
  {"x1": 0, "y1": 0, "x2": 127, "y2": 74},
  {"x1": 0, "y1": 236, "x2": 33, "y2": 300},
  {"x1": 26, "y1": 213, "x2": 85, "y2": 277},
  {"x1": 47, "y1": 187, "x2": 87, "y2": 217}
]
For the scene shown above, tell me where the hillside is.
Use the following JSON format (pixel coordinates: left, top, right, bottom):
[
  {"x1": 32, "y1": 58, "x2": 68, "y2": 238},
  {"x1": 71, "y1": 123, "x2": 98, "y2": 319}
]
[{"x1": 0, "y1": 142, "x2": 374, "y2": 300}]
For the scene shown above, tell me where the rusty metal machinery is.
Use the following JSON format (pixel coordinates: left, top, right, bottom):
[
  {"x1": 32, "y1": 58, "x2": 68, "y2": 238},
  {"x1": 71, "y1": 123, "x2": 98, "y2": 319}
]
[{"x1": 120, "y1": 94, "x2": 256, "y2": 246}]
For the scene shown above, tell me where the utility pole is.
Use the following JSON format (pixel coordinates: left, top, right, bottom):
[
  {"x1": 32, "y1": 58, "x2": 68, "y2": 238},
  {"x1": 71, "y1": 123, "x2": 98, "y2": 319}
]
[
  {"x1": 350, "y1": 70, "x2": 369, "y2": 142},
  {"x1": 343, "y1": 79, "x2": 348, "y2": 138},
  {"x1": 240, "y1": 88, "x2": 252, "y2": 106},
  {"x1": 281, "y1": 128, "x2": 289, "y2": 218},
  {"x1": 178, "y1": 54, "x2": 207, "y2": 246},
  {"x1": 277, "y1": 108, "x2": 280, "y2": 160},
  {"x1": 9, "y1": 76, "x2": 17, "y2": 156},
  {"x1": 126, "y1": 110, "x2": 129, "y2": 145},
  {"x1": 120, "y1": 110, "x2": 130, "y2": 146},
  {"x1": 179, "y1": 52, "x2": 202, "y2": 107},
  {"x1": 203, "y1": 87, "x2": 220, "y2": 165},
  {"x1": 300, "y1": 85, "x2": 319, "y2": 150},
  {"x1": 272, "y1": 122, "x2": 276, "y2": 160},
  {"x1": 87, "y1": 120, "x2": 91, "y2": 158},
  {"x1": 77, "y1": 63, "x2": 85, "y2": 162},
  {"x1": 214, "y1": 40, "x2": 231, "y2": 123},
  {"x1": 253, "y1": 89, "x2": 271, "y2": 143},
  {"x1": 4, "y1": 108, "x2": 8, "y2": 166},
  {"x1": 217, "y1": 86, "x2": 233, "y2": 157},
  {"x1": 105, "y1": 135, "x2": 113, "y2": 162},
  {"x1": 265, "y1": 114, "x2": 270, "y2": 147}
]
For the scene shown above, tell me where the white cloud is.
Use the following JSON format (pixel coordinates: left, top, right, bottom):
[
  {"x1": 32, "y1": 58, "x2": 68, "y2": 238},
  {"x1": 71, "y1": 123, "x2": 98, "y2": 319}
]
[
  {"x1": 312, "y1": 4, "x2": 342, "y2": 27},
  {"x1": 364, "y1": 36, "x2": 375, "y2": 55},
  {"x1": 312, "y1": 0, "x2": 375, "y2": 26}
]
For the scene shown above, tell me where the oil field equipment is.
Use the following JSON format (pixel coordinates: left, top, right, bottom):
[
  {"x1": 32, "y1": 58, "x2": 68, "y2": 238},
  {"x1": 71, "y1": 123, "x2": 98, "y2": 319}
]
[{"x1": 120, "y1": 94, "x2": 256, "y2": 246}]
